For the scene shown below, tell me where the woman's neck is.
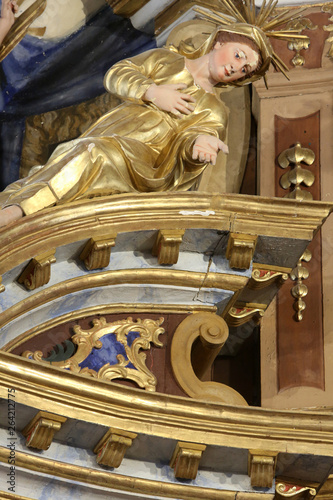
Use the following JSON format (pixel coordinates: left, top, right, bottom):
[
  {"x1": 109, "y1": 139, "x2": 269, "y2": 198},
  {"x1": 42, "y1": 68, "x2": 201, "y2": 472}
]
[{"x1": 185, "y1": 54, "x2": 216, "y2": 92}]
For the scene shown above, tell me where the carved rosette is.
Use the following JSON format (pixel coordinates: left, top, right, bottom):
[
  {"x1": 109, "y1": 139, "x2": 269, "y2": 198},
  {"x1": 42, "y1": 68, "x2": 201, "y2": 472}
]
[
  {"x1": 226, "y1": 233, "x2": 257, "y2": 270},
  {"x1": 22, "y1": 411, "x2": 67, "y2": 450},
  {"x1": 17, "y1": 249, "x2": 56, "y2": 290},
  {"x1": 22, "y1": 317, "x2": 165, "y2": 392},
  {"x1": 79, "y1": 234, "x2": 117, "y2": 270},
  {"x1": 278, "y1": 143, "x2": 315, "y2": 200},
  {"x1": 248, "y1": 450, "x2": 277, "y2": 488},
  {"x1": 290, "y1": 249, "x2": 312, "y2": 321},
  {"x1": 170, "y1": 441, "x2": 206, "y2": 480},
  {"x1": 94, "y1": 428, "x2": 137, "y2": 468},
  {"x1": 152, "y1": 229, "x2": 185, "y2": 265}
]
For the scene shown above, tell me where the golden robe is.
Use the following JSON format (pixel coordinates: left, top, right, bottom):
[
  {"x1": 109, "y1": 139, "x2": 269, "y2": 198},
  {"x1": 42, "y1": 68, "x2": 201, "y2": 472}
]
[{"x1": 0, "y1": 48, "x2": 228, "y2": 215}]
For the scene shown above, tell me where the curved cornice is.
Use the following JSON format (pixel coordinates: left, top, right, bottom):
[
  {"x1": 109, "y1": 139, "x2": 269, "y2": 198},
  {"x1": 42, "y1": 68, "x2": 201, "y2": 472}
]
[
  {"x1": 0, "y1": 351, "x2": 332, "y2": 456},
  {"x1": 0, "y1": 269, "x2": 245, "y2": 330},
  {"x1": 0, "y1": 192, "x2": 331, "y2": 274}
]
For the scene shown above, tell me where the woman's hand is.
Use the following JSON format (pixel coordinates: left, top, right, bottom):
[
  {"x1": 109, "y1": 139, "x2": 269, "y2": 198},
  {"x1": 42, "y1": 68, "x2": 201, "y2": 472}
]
[
  {"x1": 192, "y1": 135, "x2": 229, "y2": 165},
  {"x1": 144, "y1": 83, "x2": 195, "y2": 116},
  {"x1": 0, "y1": 0, "x2": 18, "y2": 41}
]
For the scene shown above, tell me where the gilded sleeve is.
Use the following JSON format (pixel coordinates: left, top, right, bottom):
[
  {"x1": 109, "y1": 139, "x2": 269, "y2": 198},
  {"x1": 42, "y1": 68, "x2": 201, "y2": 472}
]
[{"x1": 103, "y1": 49, "x2": 166, "y2": 103}]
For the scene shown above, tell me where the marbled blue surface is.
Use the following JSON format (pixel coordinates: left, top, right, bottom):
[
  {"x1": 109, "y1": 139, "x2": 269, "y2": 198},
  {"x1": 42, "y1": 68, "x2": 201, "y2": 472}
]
[
  {"x1": 0, "y1": 229, "x2": 247, "y2": 348},
  {"x1": 79, "y1": 330, "x2": 140, "y2": 371}
]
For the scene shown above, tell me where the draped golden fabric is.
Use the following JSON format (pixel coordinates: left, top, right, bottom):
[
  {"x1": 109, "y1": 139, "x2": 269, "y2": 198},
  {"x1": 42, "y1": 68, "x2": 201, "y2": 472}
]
[{"x1": 0, "y1": 48, "x2": 228, "y2": 215}]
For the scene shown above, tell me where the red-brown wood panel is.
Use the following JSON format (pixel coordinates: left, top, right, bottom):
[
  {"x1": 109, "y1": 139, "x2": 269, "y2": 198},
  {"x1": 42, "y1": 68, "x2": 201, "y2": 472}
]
[{"x1": 274, "y1": 112, "x2": 324, "y2": 391}]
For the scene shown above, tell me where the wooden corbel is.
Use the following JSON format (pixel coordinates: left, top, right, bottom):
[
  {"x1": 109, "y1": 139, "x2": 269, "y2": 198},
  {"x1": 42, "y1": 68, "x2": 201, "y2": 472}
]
[
  {"x1": 94, "y1": 427, "x2": 137, "y2": 468},
  {"x1": 22, "y1": 411, "x2": 67, "y2": 450},
  {"x1": 248, "y1": 450, "x2": 278, "y2": 488},
  {"x1": 17, "y1": 249, "x2": 56, "y2": 290},
  {"x1": 226, "y1": 233, "x2": 257, "y2": 269},
  {"x1": 170, "y1": 441, "x2": 206, "y2": 480},
  {"x1": 80, "y1": 233, "x2": 117, "y2": 270},
  {"x1": 152, "y1": 229, "x2": 185, "y2": 265}
]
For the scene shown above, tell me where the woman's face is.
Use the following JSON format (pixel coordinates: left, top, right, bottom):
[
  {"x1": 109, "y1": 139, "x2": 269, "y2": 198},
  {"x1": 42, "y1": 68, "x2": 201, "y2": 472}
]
[{"x1": 208, "y1": 40, "x2": 259, "y2": 84}]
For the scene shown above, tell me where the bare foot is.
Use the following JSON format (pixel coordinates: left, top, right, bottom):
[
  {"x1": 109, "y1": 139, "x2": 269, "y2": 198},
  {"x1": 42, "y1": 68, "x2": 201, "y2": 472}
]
[{"x1": 0, "y1": 205, "x2": 24, "y2": 228}]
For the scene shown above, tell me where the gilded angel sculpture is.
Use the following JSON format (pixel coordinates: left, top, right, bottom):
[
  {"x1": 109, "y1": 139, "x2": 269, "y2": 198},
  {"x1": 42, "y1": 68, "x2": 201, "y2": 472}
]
[{"x1": 0, "y1": 0, "x2": 308, "y2": 227}]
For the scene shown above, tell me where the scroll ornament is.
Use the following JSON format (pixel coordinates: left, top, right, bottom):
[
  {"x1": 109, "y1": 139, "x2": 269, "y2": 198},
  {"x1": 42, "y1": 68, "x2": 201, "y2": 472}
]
[{"x1": 23, "y1": 317, "x2": 165, "y2": 391}]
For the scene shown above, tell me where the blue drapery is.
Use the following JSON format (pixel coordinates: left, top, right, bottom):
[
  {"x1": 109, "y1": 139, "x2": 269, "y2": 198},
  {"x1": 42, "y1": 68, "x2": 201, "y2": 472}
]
[{"x1": 0, "y1": 6, "x2": 155, "y2": 188}]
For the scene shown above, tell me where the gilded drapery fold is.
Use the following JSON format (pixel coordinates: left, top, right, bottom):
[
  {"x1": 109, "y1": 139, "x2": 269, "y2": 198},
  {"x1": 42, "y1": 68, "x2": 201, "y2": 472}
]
[{"x1": 0, "y1": 48, "x2": 228, "y2": 214}]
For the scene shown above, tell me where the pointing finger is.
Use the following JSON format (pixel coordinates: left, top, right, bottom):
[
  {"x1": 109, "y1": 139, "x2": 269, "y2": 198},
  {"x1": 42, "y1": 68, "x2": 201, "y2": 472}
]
[{"x1": 218, "y1": 140, "x2": 229, "y2": 154}]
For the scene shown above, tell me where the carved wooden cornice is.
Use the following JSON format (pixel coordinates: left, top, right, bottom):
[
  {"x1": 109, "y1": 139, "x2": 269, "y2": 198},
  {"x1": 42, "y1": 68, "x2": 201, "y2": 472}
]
[
  {"x1": 1, "y1": 352, "x2": 333, "y2": 456},
  {"x1": 0, "y1": 193, "x2": 331, "y2": 276}
]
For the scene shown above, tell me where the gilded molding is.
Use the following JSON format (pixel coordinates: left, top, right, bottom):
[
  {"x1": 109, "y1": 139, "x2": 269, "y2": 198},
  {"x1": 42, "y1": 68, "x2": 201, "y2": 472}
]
[
  {"x1": 105, "y1": 0, "x2": 150, "y2": 17},
  {"x1": 94, "y1": 427, "x2": 137, "y2": 468},
  {"x1": 0, "y1": 352, "x2": 333, "y2": 456},
  {"x1": 290, "y1": 249, "x2": 312, "y2": 321},
  {"x1": 152, "y1": 229, "x2": 185, "y2": 265},
  {"x1": 0, "y1": 0, "x2": 46, "y2": 63},
  {"x1": 79, "y1": 233, "x2": 117, "y2": 270},
  {"x1": 248, "y1": 450, "x2": 278, "y2": 488},
  {"x1": 3, "y1": 303, "x2": 216, "y2": 353},
  {"x1": 0, "y1": 269, "x2": 246, "y2": 331},
  {"x1": 226, "y1": 233, "x2": 257, "y2": 270},
  {"x1": 23, "y1": 317, "x2": 164, "y2": 392},
  {"x1": 0, "y1": 447, "x2": 274, "y2": 500},
  {"x1": 170, "y1": 441, "x2": 206, "y2": 480},
  {"x1": 225, "y1": 303, "x2": 266, "y2": 327},
  {"x1": 0, "y1": 276, "x2": 5, "y2": 294},
  {"x1": 22, "y1": 411, "x2": 67, "y2": 450},
  {"x1": 278, "y1": 143, "x2": 315, "y2": 200},
  {"x1": 249, "y1": 264, "x2": 289, "y2": 290},
  {"x1": 275, "y1": 481, "x2": 317, "y2": 499},
  {"x1": 0, "y1": 193, "x2": 331, "y2": 276},
  {"x1": 0, "y1": 492, "x2": 33, "y2": 500},
  {"x1": 17, "y1": 249, "x2": 56, "y2": 291},
  {"x1": 171, "y1": 312, "x2": 247, "y2": 405}
]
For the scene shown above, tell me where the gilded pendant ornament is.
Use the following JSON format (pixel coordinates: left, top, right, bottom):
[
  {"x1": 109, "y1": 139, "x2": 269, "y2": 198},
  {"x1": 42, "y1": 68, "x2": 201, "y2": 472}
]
[
  {"x1": 290, "y1": 249, "x2": 312, "y2": 322},
  {"x1": 278, "y1": 142, "x2": 315, "y2": 200},
  {"x1": 286, "y1": 17, "x2": 316, "y2": 66},
  {"x1": 22, "y1": 317, "x2": 165, "y2": 391}
]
